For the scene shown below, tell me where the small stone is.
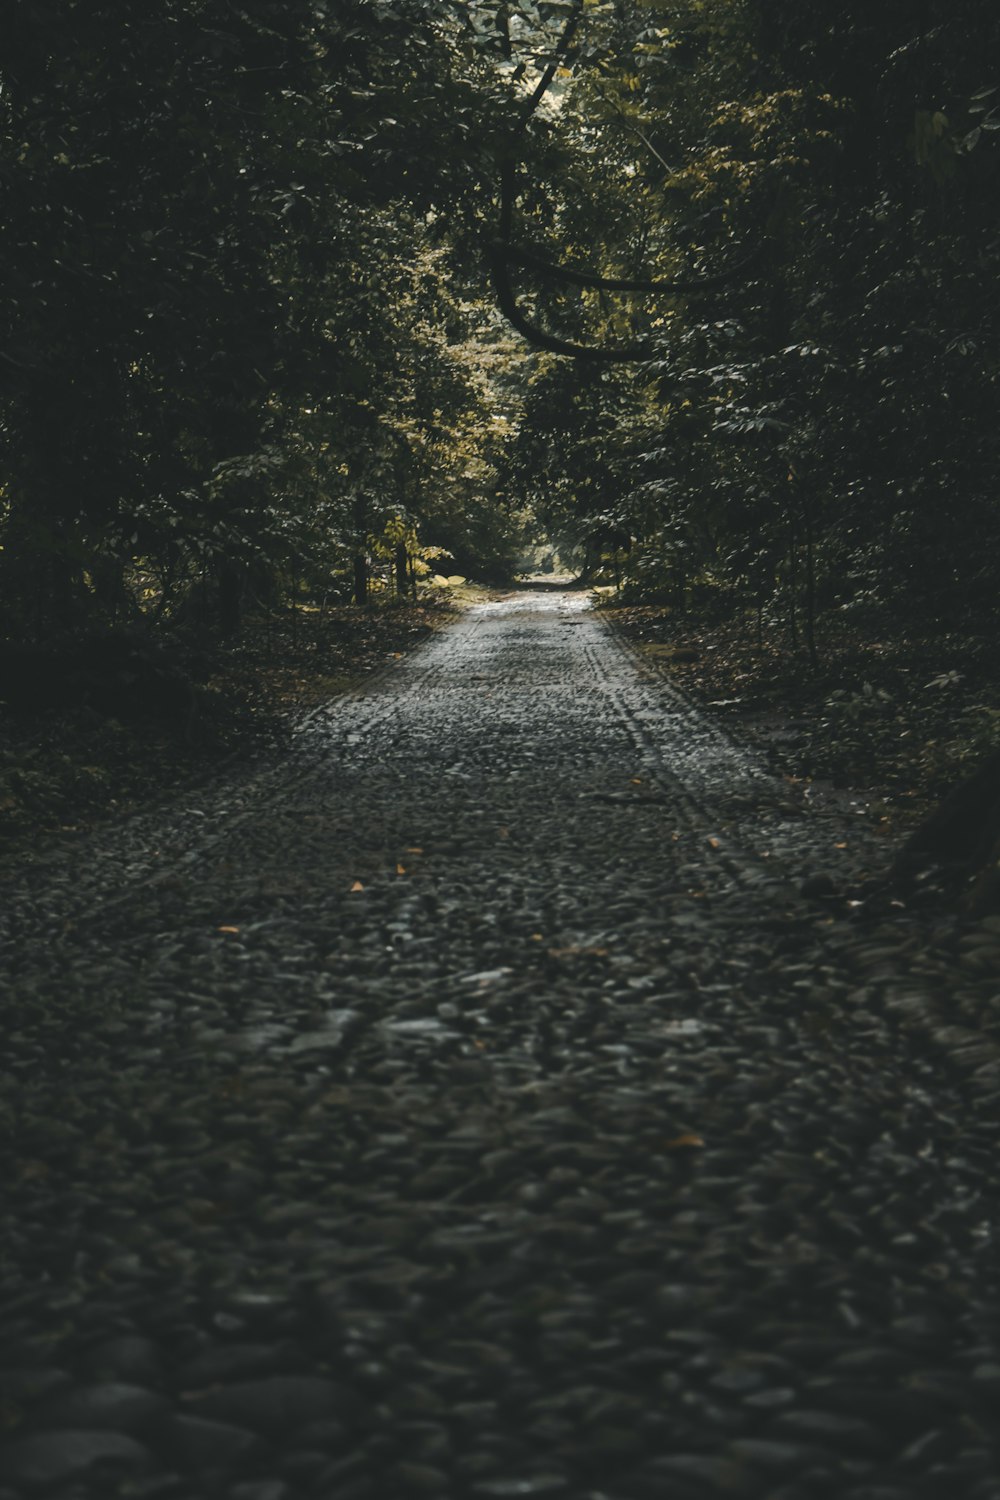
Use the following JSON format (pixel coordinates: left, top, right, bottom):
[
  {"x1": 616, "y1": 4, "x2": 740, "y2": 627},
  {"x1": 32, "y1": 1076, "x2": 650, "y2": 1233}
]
[
  {"x1": 898, "y1": 1429, "x2": 947, "y2": 1466},
  {"x1": 644, "y1": 1454, "x2": 753, "y2": 1494},
  {"x1": 168, "y1": 1414, "x2": 260, "y2": 1473},
  {"x1": 971, "y1": 1362, "x2": 1000, "y2": 1393},
  {"x1": 392, "y1": 1461, "x2": 451, "y2": 1492},
  {"x1": 277, "y1": 1449, "x2": 329, "y2": 1481},
  {"x1": 771, "y1": 1409, "x2": 885, "y2": 1454},
  {"x1": 177, "y1": 1342, "x2": 303, "y2": 1388},
  {"x1": 1, "y1": 1429, "x2": 151, "y2": 1489},
  {"x1": 290, "y1": 1418, "x2": 348, "y2": 1450},
  {"x1": 35, "y1": 1381, "x2": 169, "y2": 1434},
  {"x1": 229, "y1": 1481, "x2": 290, "y2": 1500},
  {"x1": 826, "y1": 1348, "x2": 907, "y2": 1377},
  {"x1": 183, "y1": 1376, "x2": 344, "y2": 1438},
  {"x1": 743, "y1": 1387, "x2": 796, "y2": 1410},
  {"x1": 841, "y1": 1488, "x2": 909, "y2": 1500},
  {"x1": 471, "y1": 1479, "x2": 570, "y2": 1497},
  {"x1": 709, "y1": 1365, "x2": 765, "y2": 1394},
  {"x1": 729, "y1": 1440, "x2": 829, "y2": 1472},
  {"x1": 889, "y1": 1314, "x2": 953, "y2": 1350},
  {"x1": 0, "y1": 1367, "x2": 72, "y2": 1403},
  {"x1": 79, "y1": 1335, "x2": 163, "y2": 1386}
]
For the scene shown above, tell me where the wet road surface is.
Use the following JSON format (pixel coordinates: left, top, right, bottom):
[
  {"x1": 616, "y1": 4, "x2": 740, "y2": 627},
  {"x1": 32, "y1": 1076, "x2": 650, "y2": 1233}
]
[{"x1": 2, "y1": 591, "x2": 999, "y2": 1499}]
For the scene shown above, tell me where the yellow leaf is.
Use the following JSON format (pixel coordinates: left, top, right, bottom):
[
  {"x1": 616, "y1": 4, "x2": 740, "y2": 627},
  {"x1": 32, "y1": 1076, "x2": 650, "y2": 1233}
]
[
  {"x1": 350, "y1": 880, "x2": 364, "y2": 892},
  {"x1": 218, "y1": 925, "x2": 240, "y2": 934},
  {"x1": 396, "y1": 863, "x2": 406, "y2": 875},
  {"x1": 662, "y1": 1133, "x2": 705, "y2": 1150},
  {"x1": 707, "y1": 837, "x2": 721, "y2": 849}
]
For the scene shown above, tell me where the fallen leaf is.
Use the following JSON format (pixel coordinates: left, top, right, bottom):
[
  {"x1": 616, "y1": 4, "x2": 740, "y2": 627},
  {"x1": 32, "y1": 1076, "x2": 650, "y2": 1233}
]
[
  {"x1": 662, "y1": 1133, "x2": 705, "y2": 1150},
  {"x1": 630, "y1": 777, "x2": 643, "y2": 785},
  {"x1": 707, "y1": 837, "x2": 721, "y2": 849},
  {"x1": 834, "y1": 841, "x2": 847, "y2": 849},
  {"x1": 548, "y1": 945, "x2": 609, "y2": 959},
  {"x1": 405, "y1": 846, "x2": 424, "y2": 855},
  {"x1": 350, "y1": 880, "x2": 364, "y2": 892},
  {"x1": 18, "y1": 1159, "x2": 51, "y2": 1181},
  {"x1": 218, "y1": 925, "x2": 240, "y2": 934},
  {"x1": 396, "y1": 863, "x2": 406, "y2": 875}
]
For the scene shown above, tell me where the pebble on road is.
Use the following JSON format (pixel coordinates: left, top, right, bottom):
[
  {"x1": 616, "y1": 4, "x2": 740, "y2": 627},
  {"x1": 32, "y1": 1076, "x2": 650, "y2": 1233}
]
[{"x1": 1, "y1": 591, "x2": 998, "y2": 1499}]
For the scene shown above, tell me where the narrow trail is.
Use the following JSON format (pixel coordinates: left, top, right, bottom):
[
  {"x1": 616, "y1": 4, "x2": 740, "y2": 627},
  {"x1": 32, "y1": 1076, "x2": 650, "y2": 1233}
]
[{"x1": 2, "y1": 592, "x2": 998, "y2": 1500}]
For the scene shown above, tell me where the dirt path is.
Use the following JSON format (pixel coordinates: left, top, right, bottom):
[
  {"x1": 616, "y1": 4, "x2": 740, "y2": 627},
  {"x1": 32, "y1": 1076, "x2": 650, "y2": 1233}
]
[{"x1": 2, "y1": 592, "x2": 999, "y2": 1498}]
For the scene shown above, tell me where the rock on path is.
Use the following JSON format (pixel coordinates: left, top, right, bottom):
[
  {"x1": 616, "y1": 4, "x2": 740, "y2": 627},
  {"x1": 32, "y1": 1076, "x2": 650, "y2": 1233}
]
[{"x1": 1, "y1": 590, "x2": 999, "y2": 1499}]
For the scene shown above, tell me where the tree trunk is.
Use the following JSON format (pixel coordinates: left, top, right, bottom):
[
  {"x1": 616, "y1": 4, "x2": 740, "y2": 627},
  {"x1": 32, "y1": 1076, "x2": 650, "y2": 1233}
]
[
  {"x1": 217, "y1": 558, "x2": 243, "y2": 637},
  {"x1": 787, "y1": 513, "x2": 798, "y2": 651},
  {"x1": 352, "y1": 494, "x2": 369, "y2": 607},
  {"x1": 803, "y1": 503, "x2": 818, "y2": 669},
  {"x1": 395, "y1": 542, "x2": 409, "y2": 598},
  {"x1": 353, "y1": 552, "x2": 369, "y2": 607}
]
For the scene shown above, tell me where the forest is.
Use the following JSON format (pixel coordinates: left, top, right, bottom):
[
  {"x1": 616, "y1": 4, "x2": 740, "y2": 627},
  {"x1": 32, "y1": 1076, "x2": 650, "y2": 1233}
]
[{"x1": 3, "y1": 0, "x2": 1000, "y2": 885}]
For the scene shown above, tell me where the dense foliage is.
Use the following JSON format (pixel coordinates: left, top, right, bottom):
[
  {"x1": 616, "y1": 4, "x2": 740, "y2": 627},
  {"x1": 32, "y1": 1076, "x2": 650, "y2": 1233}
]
[
  {"x1": 3, "y1": 0, "x2": 1000, "y2": 658},
  {"x1": 505, "y1": 0, "x2": 1000, "y2": 655},
  {"x1": 0, "y1": 0, "x2": 527, "y2": 634}
]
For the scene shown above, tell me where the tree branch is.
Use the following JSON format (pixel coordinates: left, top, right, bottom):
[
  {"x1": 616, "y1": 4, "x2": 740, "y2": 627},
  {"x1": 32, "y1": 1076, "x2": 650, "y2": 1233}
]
[
  {"x1": 488, "y1": 246, "x2": 656, "y2": 362},
  {"x1": 513, "y1": 0, "x2": 584, "y2": 137},
  {"x1": 507, "y1": 244, "x2": 762, "y2": 295},
  {"x1": 490, "y1": 0, "x2": 753, "y2": 360}
]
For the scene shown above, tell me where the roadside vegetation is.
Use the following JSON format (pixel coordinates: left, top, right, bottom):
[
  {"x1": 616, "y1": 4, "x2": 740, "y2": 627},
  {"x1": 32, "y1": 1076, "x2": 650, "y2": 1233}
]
[{"x1": 0, "y1": 593, "x2": 471, "y2": 860}]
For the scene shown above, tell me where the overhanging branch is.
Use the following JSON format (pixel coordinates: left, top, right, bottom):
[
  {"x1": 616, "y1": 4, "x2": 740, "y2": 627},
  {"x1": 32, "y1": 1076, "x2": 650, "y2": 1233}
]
[
  {"x1": 507, "y1": 245, "x2": 762, "y2": 296},
  {"x1": 490, "y1": 0, "x2": 756, "y2": 361},
  {"x1": 488, "y1": 244, "x2": 655, "y2": 361}
]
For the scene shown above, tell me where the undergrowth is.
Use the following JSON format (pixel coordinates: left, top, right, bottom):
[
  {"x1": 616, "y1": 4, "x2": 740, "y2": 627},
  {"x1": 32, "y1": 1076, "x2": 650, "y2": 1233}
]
[
  {"x1": 0, "y1": 596, "x2": 462, "y2": 861},
  {"x1": 606, "y1": 602, "x2": 1000, "y2": 830}
]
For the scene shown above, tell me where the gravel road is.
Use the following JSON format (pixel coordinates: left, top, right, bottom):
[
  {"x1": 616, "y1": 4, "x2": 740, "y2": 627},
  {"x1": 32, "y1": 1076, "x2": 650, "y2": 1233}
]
[{"x1": 2, "y1": 590, "x2": 999, "y2": 1500}]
